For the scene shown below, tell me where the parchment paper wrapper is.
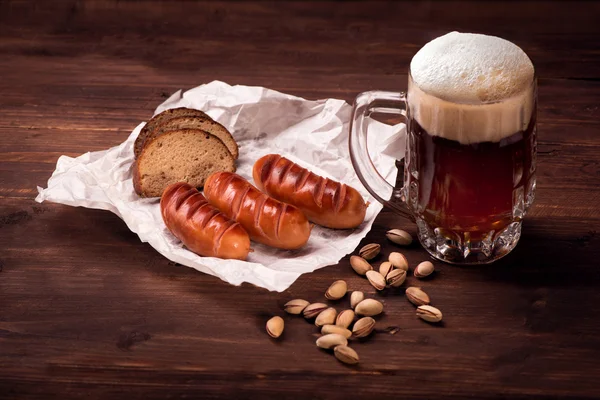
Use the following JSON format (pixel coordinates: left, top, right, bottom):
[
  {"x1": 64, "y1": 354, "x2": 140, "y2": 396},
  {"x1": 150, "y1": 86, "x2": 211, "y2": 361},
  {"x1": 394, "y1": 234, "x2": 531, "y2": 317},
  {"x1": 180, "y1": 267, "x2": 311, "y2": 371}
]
[{"x1": 36, "y1": 81, "x2": 405, "y2": 292}]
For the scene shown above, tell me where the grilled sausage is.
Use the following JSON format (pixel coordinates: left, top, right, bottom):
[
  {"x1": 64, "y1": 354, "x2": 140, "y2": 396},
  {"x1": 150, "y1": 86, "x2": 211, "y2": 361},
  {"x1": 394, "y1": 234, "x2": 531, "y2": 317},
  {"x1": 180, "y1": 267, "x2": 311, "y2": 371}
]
[
  {"x1": 161, "y1": 182, "x2": 251, "y2": 260},
  {"x1": 252, "y1": 154, "x2": 367, "y2": 229},
  {"x1": 203, "y1": 172, "x2": 311, "y2": 250}
]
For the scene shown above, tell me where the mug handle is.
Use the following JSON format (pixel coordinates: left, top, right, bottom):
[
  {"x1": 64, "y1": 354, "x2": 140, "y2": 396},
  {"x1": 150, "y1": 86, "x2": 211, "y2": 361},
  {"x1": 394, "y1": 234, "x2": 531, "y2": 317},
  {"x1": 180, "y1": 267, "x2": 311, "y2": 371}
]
[{"x1": 348, "y1": 90, "x2": 414, "y2": 221}]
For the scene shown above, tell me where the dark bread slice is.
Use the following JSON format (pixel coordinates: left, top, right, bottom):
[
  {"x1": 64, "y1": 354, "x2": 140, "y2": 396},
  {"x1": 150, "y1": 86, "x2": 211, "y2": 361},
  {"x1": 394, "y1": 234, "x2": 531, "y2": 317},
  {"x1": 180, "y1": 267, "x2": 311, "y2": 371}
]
[
  {"x1": 149, "y1": 116, "x2": 239, "y2": 159},
  {"x1": 134, "y1": 108, "x2": 211, "y2": 159},
  {"x1": 133, "y1": 129, "x2": 235, "y2": 198}
]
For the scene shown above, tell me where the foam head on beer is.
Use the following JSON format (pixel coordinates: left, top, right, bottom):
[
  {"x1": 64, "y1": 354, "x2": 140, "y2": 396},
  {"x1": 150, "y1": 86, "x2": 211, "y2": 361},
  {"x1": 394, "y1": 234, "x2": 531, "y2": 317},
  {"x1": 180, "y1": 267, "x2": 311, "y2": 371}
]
[{"x1": 408, "y1": 32, "x2": 535, "y2": 145}]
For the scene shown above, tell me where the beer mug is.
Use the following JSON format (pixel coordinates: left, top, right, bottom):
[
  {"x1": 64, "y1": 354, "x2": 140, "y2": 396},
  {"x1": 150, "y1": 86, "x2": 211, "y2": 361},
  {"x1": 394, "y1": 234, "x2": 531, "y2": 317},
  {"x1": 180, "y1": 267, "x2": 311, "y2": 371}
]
[{"x1": 349, "y1": 32, "x2": 537, "y2": 264}]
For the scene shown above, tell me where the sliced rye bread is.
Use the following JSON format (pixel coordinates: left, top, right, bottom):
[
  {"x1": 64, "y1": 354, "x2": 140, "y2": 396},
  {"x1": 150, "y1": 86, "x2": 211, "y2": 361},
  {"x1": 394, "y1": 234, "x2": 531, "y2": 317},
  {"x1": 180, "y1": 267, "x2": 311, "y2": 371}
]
[
  {"x1": 133, "y1": 129, "x2": 235, "y2": 198},
  {"x1": 134, "y1": 108, "x2": 211, "y2": 159},
  {"x1": 149, "y1": 116, "x2": 239, "y2": 159}
]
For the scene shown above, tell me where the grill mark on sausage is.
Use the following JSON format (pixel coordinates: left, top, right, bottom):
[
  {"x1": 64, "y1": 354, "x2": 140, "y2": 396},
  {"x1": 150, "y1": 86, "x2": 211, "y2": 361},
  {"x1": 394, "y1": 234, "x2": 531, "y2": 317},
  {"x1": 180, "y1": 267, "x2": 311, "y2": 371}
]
[
  {"x1": 262, "y1": 154, "x2": 282, "y2": 189},
  {"x1": 233, "y1": 186, "x2": 251, "y2": 220},
  {"x1": 275, "y1": 203, "x2": 287, "y2": 240},
  {"x1": 278, "y1": 159, "x2": 294, "y2": 185},
  {"x1": 175, "y1": 187, "x2": 196, "y2": 211},
  {"x1": 200, "y1": 209, "x2": 220, "y2": 230},
  {"x1": 213, "y1": 219, "x2": 236, "y2": 255},
  {"x1": 313, "y1": 177, "x2": 327, "y2": 208},
  {"x1": 185, "y1": 193, "x2": 207, "y2": 219},
  {"x1": 333, "y1": 183, "x2": 347, "y2": 214},
  {"x1": 253, "y1": 194, "x2": 269, "y2": 237},
  {"x1": 296, "y1": 168, "x2": 311, "y2": 192}
]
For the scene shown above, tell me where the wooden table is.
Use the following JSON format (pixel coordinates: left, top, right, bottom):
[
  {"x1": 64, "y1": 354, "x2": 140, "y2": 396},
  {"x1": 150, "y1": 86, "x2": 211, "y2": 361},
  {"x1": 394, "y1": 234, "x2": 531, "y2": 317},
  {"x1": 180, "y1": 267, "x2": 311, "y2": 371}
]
[{"x1": 1, "y1": 1, "x2": 599, "y2": 398}]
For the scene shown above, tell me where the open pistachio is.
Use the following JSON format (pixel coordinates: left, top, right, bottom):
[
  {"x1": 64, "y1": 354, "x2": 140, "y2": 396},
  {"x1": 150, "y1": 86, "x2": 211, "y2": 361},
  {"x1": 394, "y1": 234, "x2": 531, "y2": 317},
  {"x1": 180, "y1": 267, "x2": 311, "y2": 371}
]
[
  {"x1": 350, "y1": 255, "x2": 373, "y2": 276},
  {"x1": 316, "y1": 333, "x2": 348, "y2": 349},
  {"x1": 266, "y1": 316, "x2": 284, "y2": 338},
  {"x1": 315, "y1": 307, "x2": 337, "y2": 327},
  {"x1": 325, "y1": 280, "x2": 347, "y2": 300},
  {"x1": 379, "y1": 261, "x2": 394, "y2": 279},
  {"x1": 386, "y1": 268, "x2": 406, "y2": 288},
  {"x1": 303, "y1": 303, "x2": 329, "y2": 319},
  {"x1": 350, "y1": 291, "x2": 364, "y2": 309},
  {"x1": 321, "y1": 324, "x2": 352, "y2": 339},
  {"x1": 359, "y1": 243, "x2": 381, "y2": 260},
  {"x1": 405, "y1": 287, "x2": 430, "y2": 306},
  {"x1": 389, "y1": 252, "x2": 409, "y2": 271},
  {"x1": 414, "y1": 261, "x2": 435, "y2": 278},
  {"x1": 416, "y1": 305, "x2": 443, "y2": 323},
  {"x1": 284, "y1": 299, "x2": 310, "y2": 315},
  {"x1": 355, "y1": 299, "x2": 384, "y2": 317},
  {"x1": 335, "y1": 309, "x2": 355, "y2": 329},
  {"x1": 386, "y1": 229, "x2": 413, "y2": 246},
  {"x1": 366, "y1": 270, "x2": 386, "y2": 291},
  {"x1": 352, "y1": 317, "x2": 375, "y2": 338},
  {"x1": 334, "y1": 345, "x2": 359, "y2": 365}
]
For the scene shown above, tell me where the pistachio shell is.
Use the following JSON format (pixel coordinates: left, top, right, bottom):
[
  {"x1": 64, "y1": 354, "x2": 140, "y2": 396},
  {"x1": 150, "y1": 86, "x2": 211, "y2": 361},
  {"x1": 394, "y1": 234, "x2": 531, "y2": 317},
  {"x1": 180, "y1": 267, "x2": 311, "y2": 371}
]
[
  {"x1": 405, "y1": 287, "x2": 430, "y2": 306},
  {"x1": 316, "y1": 333, "x2": 348, "y2": 349},
  {"x1": 359, "y1": 243, "x2": 381, "y2": 260},
  {"x1": 303, "y1": 303, "x2": 329, "y2": 319},
  {"x1": 389, "y1": 252, "x2": 409, "y2": 271},
  {"x1": 350, "y1": 291, "x2": 364, "y2": 309},
  {"x1": 325, "y1": 280, "x2": 347, "y2": 300},
  {"x1": 379, "y1": 261, "x2": 394, "y2": 278},
  {"x1": 352, "y1": 317, "x2": 375, "y2": 338},
  {"x1": 266, "y1": 316, "x2": 284, "y2": 338},
  {"x1": 417, "y1": 305, "x2": 442, "y2": 323},
  {"x1": 350, "y1": 255, "x2": 373, "y2": 276},
  {"x1": 334, "y1": 345, "x2": 359, "y2": 365},
  {"x1": 355, "y1": 299, "x2": 384, "y2": 317},
  {"x1": 315, "y1": 307, "x2": 337, "y2": 327},
  {"x1": 386, "y1": 268, "x2": 406, "y2": 288},
  {"x1": 386, "y1": 229, "x2": 413, "y2": 246},
  {"x1": 366, "y1": 270, "x2": 386, "y2": 291},
  {"x1": 284, "y1": 299, "x2": 310, "y2": 315},
  {"x1": 335, "y1": 309, "x2": 355, "y2": 329},
  {"x1": 414, "y1": 261, "x2": 435, "y2": 278},
  {"x1": 321, "y1": 325, "x2": 352, "y2": 339}
]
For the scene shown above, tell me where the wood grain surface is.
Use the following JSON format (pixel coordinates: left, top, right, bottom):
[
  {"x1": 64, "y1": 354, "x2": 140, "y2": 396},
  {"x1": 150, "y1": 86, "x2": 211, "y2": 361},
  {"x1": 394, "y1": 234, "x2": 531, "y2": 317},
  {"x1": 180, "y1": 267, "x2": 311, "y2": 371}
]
[{"x1": 1, "y1": 1, "x2": 600, "y2": 399}]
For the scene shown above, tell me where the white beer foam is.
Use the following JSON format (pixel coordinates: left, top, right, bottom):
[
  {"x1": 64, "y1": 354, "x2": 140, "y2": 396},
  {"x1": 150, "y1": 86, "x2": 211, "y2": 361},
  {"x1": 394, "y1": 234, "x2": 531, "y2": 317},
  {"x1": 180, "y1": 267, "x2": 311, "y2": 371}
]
[{"x1": 408, "y1": 32, "x2": 535, "y2": 144}]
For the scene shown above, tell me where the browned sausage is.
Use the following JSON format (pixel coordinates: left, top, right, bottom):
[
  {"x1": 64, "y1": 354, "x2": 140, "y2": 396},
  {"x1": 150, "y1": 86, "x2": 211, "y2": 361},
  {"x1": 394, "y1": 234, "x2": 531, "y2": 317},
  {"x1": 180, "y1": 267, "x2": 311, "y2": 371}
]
[
  {"x1": 252, "y1": 154, "x2": 367, "y2": 229},
  {"x1": 160, "y1": 182, "x2": 251, "y2": 260},
  {"x1": 203, "y1": 172, "x2": 311, "y2": 250}
]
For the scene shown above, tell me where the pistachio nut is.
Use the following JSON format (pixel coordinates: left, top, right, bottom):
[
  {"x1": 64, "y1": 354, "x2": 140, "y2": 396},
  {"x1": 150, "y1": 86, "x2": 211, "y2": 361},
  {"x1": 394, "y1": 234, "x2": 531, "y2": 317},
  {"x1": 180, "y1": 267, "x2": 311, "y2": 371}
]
[
  {"x1": 379, "y1": 261, "x2": 394, "y2": 279},
  {"x1": 389, "y1": 252, "x2": 409, "y2": 271},
  {"x1": 416, "y1": 305, "x2": 443, "y2": 323},
  {"x1": 321, "y1": 324, "x2": 352, "y2": 339},
  {"x1": 284, "y1": 299, "x2": 310, "y2": 315},
  {"x1": 414, "y1": 261, "x2": 435, "y2": 278},
  {"x1": 316, "y1": 333, "x2": 348, "y2": 349},
  {"x1": 386, "y1": 229, "x2": 413, "y2": 246},
  {"x1": 405, "y1": 286, "x2": 430, "y2": 306},
  {"x1": 350, "y1": 255, "x2": 373, "y2": 276},
  {"x1": 315, "y1": 307, "x2": 337, "y2": 327},
  {"x1": 335, "y1": 309, "x2": 355, "y2": 329},
  {"x1": 359, "y1": 243, "x2": 381, "y2": 260},
  {"x1": 334, "y1": 345, "x2": 359, "y2": 365},
  {"x1": 325, "y1": 280, "x2": 347, "y2": 300},
  {"x1": 355, "y1": 298, "x2": 384, "y2": 317},
  {"x1": 386, "y1": 268, "x2": 406, "y2": 288},
  {"x1": 350, "y1": 291, "x2": 365, "y2": 309},
  {"x1": 266, "y1": 316, "x2": 284, "y2": 338},
  {"x1": 352, "y1": 317, "x2": 375, "y2": 338},
  {"x1": 303, "y1": 303, "x2": 329, "y2": 319},
  {"x1": 366, "y1": 270, "x2": 386, "y2": 291}
]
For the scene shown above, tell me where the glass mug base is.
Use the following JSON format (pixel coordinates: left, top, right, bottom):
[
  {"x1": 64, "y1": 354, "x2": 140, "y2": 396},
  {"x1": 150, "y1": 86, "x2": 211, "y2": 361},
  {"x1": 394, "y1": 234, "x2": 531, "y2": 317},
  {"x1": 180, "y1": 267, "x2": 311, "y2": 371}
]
[{"x1": 416, "y1": 218, "x2": 522, "y2": 265}]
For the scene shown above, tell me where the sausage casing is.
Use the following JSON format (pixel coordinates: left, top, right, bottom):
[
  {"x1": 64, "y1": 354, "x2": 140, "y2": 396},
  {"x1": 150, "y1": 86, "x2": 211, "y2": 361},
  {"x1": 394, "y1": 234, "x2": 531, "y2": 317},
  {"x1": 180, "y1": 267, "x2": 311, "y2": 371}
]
[
  {"x1": 161, "y1": 182, "x2": 251, "y2": 260},
  {"x1": 252, "y1": 154, "x2": 367, "y2": 229}
]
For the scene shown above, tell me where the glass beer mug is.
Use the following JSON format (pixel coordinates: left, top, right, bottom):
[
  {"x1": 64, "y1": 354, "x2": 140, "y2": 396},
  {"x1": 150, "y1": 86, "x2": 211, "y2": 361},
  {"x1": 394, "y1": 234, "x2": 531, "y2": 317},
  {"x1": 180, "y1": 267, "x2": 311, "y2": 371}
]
[{"x1": 349, "y1": 32, "x2": 537, "y2": 264}]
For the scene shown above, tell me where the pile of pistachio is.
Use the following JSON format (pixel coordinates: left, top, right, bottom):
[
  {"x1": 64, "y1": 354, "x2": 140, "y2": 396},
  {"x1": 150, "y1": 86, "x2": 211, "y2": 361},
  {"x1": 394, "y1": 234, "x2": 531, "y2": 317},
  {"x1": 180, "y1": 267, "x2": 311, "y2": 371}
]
[{"x1": 266, "y1": 229, "x2": 443, "y2": 365}]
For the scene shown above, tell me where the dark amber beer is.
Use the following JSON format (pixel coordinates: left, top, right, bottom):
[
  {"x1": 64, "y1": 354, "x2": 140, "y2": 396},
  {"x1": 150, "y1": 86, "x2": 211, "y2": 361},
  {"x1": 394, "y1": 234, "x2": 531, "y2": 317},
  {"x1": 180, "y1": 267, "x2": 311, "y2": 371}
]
[{"x1": 350, "y1": 32, "x2": 537, "y2": 263}]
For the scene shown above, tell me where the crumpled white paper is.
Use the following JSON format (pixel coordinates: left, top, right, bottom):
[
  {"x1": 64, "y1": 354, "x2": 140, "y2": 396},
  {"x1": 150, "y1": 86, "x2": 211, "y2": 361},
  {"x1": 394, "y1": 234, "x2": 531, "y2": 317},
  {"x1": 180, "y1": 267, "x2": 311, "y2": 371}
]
[{"x1": 36, "y1": 81, "x2": 405, "y2": 292}]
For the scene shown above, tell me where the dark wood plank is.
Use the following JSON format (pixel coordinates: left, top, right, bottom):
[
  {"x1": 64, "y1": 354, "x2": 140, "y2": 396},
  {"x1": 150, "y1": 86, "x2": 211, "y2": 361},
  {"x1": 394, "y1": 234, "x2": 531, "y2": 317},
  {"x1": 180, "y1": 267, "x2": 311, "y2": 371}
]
[{"x1": 1, "y1": 1, "x2": 600, "y2": 399}]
